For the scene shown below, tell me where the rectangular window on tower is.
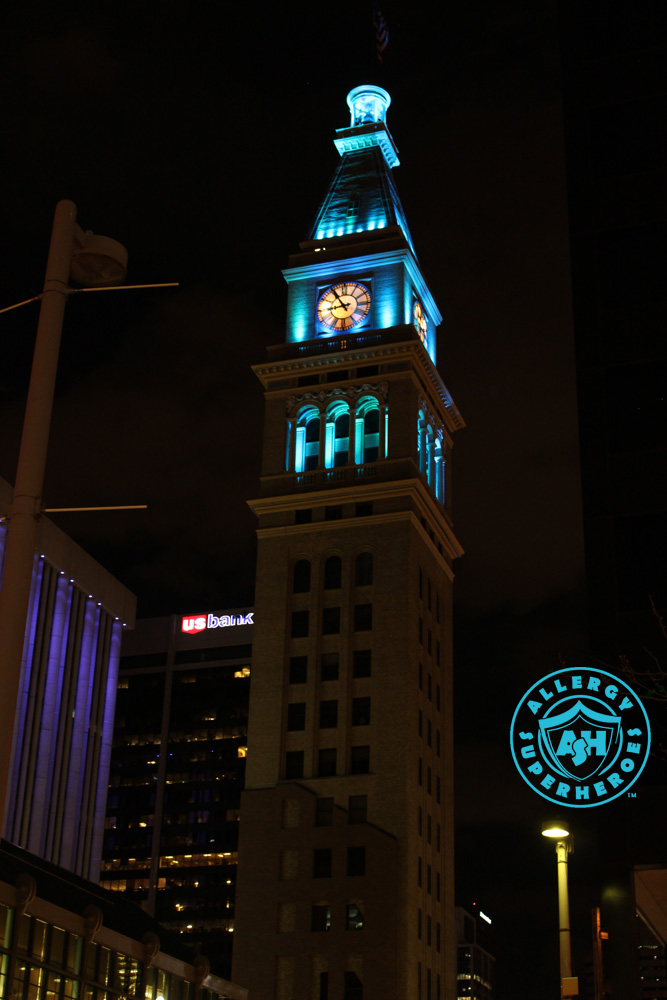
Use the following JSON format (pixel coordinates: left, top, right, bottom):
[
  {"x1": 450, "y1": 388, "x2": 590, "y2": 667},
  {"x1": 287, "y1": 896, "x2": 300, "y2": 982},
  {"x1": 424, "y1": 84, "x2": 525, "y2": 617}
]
[
  {"x1": 315, "y1": 797, "x2": 334, "y2": 826},
  {"x1": 354, "y1": 604, "x2": 372, "y2": 631},
  {"x1": 322, "y1": 607, "x2": 341, "y2": 635},
  {"x1": 289, "y1": 656, "x2": 308, "y2": 684},
  {"x1": 351, "y1": 697, "x2": 370, "y2": 726},
  {"x1": 311, "y1": 906, "x2": 331, "y2": 932},
  {"x1": 348, "y1": 795, "x2": 367, "y2": 824},
  {"x1": 347, "y1": 846, "x2": 366, "y2": 876},
  {"x1": 285, "y1": 751, "x2": 304, "y2": 780},
  {"x1": 321, "y1": 652, "x2": 339, "y2": 681},
  {"x1": 353, "y1": 649, "x2": 372, "y2": 677},
  {"x1": 343, "y1": 972, "x2": 363, "y2": 1000},
  {"x1": 319, "y1": 700, "x2": 338, "y2": 728},
  {"x1": 291, "y1": 610, "x2": 309, "y2": 638},
  {"x1": 313, "y1": 849, "x2": 332, "y2": 878},
  {"x1": 350, "y1": 745, "x2": 370, "y2": 774},
  {"x1": 318, "y1": 748, "x2": 337, "y2": 777},
  {"x1": 287, "y1": 703, "x2": 306, "y2": 731}
]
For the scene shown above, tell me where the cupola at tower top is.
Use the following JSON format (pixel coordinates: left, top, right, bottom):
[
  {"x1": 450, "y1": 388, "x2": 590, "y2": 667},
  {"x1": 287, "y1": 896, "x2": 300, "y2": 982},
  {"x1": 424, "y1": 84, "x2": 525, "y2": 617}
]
[
  {"x1": 346, "y1": 84, "x2": 391, "y2": 126},
  {"x1": 334, "y1": 84, "x2": 399, "y2": 168}
]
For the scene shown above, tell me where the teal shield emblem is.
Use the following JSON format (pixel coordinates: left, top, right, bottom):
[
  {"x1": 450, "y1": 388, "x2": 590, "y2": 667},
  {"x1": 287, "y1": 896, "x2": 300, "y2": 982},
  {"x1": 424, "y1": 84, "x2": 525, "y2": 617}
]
[{"x1": 538, "y1": 699, "x2": 622, "y2": 781}]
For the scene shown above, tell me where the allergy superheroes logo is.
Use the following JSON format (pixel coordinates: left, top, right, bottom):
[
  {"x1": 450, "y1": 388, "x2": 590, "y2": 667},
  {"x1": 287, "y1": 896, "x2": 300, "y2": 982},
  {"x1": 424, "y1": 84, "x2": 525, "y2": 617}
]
[{"x1": 510, "y1": 667, "x2": 651, "y2": 807}]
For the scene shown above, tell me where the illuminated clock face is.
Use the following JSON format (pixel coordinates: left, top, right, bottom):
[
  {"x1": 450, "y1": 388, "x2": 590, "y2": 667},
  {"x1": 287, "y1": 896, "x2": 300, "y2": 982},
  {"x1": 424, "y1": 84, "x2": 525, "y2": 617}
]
[
  {"x1": 317, "y1": 281, "x2": 371, "y2": 332},
  {"x1": 413, "y1": 300, "x2": 427, "y2": 344}
]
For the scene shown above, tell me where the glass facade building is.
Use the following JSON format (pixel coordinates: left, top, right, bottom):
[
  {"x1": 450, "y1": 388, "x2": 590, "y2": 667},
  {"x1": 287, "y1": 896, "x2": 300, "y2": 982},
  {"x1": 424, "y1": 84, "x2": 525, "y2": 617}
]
[
  {"x1": 0, "y1": 478, "x2": 136, "y2": 882},
  {"x1": 100, "y1": 612, "x2": 252, "y2": 979}
]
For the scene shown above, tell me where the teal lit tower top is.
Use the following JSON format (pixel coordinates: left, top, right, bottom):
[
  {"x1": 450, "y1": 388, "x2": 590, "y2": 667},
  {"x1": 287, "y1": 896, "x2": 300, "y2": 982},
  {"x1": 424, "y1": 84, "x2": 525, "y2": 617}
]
[
  {"x1": 310, "y1": 85, "x2": 414, "y2": 251},
  {"x1": 283, "y1": 85, "x2": 441, "y2": 365}
]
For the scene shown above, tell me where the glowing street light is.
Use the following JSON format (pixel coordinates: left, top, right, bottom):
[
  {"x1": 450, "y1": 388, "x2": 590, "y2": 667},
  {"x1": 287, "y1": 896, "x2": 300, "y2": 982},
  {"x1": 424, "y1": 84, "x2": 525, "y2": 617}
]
[{"x1": 542, "y1": 819, "x2": 579, "y2": 998}]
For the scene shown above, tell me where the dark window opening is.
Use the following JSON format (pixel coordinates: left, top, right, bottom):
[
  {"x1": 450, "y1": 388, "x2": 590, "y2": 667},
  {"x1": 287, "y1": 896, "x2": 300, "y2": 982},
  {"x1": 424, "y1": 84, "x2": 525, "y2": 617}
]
[
  {"x1": 325, "y1": 506, "x2": 343, "y2": 521},
  {"x1": 352, "y1": 697, "x2": 371, "y2": 726},
  {"x1": 348, "y1": 795, "x2": 367, "y2": 824},
  {"x1": 293, "y1": 559, "x2": 311, "y2": 593},
  {"x1": 289, "y1": 655, "x2": 307, "y2": 684},
  {"x1": 355, "y1": 551, "x2": 373, "y2": 586},
  {"x1": 287, "y1": 702, "x2": 306, "y2": 731},
  {"x1": 347, "y1": 846, "x2": 365, "y2": 876},
  {"x1": 350, "y1": 745, "x2": 370, "y2": 774},
  {"x1": 319, "y1": 700, "x2": 338, "y2": 728},
  {"x1": 318, "y1": 748, "x2": 337, "y2": 777},
  {"x1": 315, "y1": 797, "x2": 334, "y2": 826},
  {"x1": 304, "y1": 416, "x2": 321, "y2": 471},
  {"x1": 354, "y1": 604, "x2": 372, "y2": 631},
  {"x1": 324, "y1": 555, "x2": 342, "y2": 589},
  {"x1": 291, "y1": 610, "x2": 309, "y2": 638},
  {"x1": 353, "y1": 649, "x2": 371, "y2": 677},
  {"x1": 321, "y1": 651, "x2": 339, "y2": 681},
  {"x1": 344, "y1": 972, "x2": 363, "y2": 1000},
  {"x1": 313, "y1": 848, "x2": 332, "y2": 878},
  {"x1": 322, "y1": 606, "x2": 341, "y2": 635},
  {"x1": 311, "y1": 905, "x2": 331, "y2": 932},
  {"x1": 327, "y1": 369, "x2": 350, "y2": 383},
  {"x1": 285, "y1": 751, "x2": 304, "y2": 780}
]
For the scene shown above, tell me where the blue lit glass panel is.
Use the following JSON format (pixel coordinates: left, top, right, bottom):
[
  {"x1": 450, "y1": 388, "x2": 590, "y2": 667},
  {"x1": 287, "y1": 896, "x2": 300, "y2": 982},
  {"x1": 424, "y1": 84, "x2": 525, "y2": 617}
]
[{"x1": 295, "y1": 426, "x2": 305, "y2": 473}]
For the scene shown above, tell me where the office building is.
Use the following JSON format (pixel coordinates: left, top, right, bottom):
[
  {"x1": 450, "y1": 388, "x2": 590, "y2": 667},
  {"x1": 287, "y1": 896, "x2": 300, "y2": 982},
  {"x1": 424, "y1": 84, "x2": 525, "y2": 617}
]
[
  {"x1": 100, "y1": 609, "x2": 252, "y2": 978},
  {"x1": 455, "y1": 908, "x2": 494, "y2": 1000},
  {"x1": 0, "y1": 478, "x2": 136, "y2": 882},
  {"x1": 232, "y1": 85, "x2": 464, "y2": 999}
]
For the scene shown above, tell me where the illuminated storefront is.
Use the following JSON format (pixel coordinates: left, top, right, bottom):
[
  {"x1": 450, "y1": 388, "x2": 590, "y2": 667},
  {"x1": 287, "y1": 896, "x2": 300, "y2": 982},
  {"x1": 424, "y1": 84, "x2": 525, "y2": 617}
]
[{"x1": 0, "y1": 840, "x2": 246, "y2": 1000}]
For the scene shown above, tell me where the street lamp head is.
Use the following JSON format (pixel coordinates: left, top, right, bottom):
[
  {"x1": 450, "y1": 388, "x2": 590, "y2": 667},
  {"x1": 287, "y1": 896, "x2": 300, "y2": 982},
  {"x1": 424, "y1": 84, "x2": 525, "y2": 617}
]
[
  {"x1": 70, "y1": 228, "x2": 128, "y2": 286},
  {"x1": 542, "y1": 818, "x2": 570, "y2": 838}
]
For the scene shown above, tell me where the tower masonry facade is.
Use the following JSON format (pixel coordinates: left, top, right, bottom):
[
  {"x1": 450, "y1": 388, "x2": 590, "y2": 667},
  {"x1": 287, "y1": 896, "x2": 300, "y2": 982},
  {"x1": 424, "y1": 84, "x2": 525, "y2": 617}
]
[{"x1": 233, "y1": 86, "x2": 464, "y2": 1000}]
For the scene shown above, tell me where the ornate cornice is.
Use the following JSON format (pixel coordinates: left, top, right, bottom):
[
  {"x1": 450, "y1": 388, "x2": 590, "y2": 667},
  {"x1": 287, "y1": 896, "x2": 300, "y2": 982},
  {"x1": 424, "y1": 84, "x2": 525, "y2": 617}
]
[{"x1": 287, "y1": 382, "x2": 388, "y2": 411}]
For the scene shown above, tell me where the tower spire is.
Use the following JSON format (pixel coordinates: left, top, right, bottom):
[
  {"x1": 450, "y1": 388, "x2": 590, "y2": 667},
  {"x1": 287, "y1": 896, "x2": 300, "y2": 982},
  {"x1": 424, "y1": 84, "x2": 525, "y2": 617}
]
[{"x1": 308, "y1": 84, "x2": 415, "y2": 253}]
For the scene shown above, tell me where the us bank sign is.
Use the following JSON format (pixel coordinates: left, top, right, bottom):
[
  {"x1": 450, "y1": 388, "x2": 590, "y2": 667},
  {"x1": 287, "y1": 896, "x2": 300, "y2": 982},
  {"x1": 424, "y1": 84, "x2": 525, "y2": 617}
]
[
  {"x1": 182, "y1": 611, "x2": 254, "y2": 634},
  {"x1": 510, "y1": 667, "x2": 651, "y2": 807}
]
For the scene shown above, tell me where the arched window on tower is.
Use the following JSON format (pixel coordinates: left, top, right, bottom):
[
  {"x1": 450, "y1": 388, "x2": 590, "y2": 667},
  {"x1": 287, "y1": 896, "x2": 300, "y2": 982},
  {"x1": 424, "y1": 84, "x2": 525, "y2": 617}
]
[
  {"x1": 324, "y1": 556, "x2": 342, "y2": 590},
  {"x1": 355, "y1": 552, "x2": 373, "y2": 586},
  {"x1": 324, "y1": 402, "x2": 350, "y2": 469},
  {"x1": 355, "y1": 397, "x2": 380, "y2": 464},
  {"x1": 418, "y1": 409, "x2": 446, "y2": 505},
  {"x1": 295, "y1": 406, "x2": 320, "y2": 473},
  {"x1": 425, "y1": 426, "x2": 435, "y2": 489},
  {"x1": 417, "y1": 411, "x2": 427, "y2": 476},
  {"x1": 434, "y1": 436, "x2": 444, "y2": 503},
  {"x1": 293, "y1": 559, "x2": 311, "y2": 593}
]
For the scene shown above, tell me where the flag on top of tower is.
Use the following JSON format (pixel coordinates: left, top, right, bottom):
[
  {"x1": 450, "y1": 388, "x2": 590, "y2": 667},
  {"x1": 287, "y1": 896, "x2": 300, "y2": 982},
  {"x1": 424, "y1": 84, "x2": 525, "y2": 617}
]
[{"x1": 373, "y1": 4, "x2": 389, "y2": 63}]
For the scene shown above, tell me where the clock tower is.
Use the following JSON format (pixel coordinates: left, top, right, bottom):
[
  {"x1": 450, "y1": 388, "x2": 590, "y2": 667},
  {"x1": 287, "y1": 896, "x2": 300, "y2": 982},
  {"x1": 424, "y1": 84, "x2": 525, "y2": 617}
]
[{"x1": 233, "y1": 86, "x2": 464, "y2": 1000}]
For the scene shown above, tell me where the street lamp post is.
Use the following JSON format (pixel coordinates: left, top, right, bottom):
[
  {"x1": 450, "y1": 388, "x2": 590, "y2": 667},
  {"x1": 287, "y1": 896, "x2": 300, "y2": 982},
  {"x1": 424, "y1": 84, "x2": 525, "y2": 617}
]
[
  {"x1": 0, "y1": 200, "x2": 128, "y2": 827},
  {"x1": 542, "y1": 819, "x2": 579, "y2": 998}
]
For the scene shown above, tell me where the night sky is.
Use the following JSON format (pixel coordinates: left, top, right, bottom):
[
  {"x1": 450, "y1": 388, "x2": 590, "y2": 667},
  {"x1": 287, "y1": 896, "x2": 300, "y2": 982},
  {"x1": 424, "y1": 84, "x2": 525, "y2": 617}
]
[{"x1": 2, "y1": 3, "x2": 595, "y2": 995}]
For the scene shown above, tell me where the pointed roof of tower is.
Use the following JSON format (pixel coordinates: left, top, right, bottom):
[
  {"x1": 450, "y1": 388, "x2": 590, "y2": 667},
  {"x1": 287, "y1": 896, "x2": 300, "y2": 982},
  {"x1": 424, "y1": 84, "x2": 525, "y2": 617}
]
[{"x1": 307, "y1": 85, "x2": 416, "y2": 255}]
